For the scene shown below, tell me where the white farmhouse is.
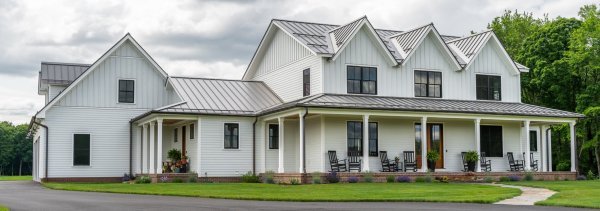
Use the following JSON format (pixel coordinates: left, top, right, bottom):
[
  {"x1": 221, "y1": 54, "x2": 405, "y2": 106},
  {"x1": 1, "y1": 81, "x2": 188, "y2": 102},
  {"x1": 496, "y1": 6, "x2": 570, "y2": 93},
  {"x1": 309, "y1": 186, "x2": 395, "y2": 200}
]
[{"x1": 29, "y1": 17, "x2": 583, "y2": 182}]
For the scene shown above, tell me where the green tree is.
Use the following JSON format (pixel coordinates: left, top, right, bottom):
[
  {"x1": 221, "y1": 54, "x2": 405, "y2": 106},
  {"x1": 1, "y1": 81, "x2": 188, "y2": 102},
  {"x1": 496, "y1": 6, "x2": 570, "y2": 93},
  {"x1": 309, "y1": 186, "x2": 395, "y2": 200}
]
[{"x1": 488, "y1": 10, "x2": 544, "y2": 57}]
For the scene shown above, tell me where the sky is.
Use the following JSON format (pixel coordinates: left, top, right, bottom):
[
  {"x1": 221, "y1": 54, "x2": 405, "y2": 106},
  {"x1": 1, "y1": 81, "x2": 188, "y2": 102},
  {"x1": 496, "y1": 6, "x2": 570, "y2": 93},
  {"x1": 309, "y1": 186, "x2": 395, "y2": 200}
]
[{"x1": 0, "y1": 0, "x2": 595, "y2": 124}]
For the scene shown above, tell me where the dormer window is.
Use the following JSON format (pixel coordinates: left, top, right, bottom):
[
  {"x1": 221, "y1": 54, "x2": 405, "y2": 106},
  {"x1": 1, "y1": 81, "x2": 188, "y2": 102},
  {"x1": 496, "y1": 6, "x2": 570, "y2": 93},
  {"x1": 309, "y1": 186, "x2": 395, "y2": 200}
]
[
  {"x1": 347, "y1": 66, "x2": 377, "y2": 95},
  {"x1": 118, "y1": 79, "x2": 135, "y2": 103},
  {"x1": 476, "y1": 74, "x2": 501, "y2": 101},
  {"x1": 414, "y1": 70, "x2": 442, "y2": 98}
]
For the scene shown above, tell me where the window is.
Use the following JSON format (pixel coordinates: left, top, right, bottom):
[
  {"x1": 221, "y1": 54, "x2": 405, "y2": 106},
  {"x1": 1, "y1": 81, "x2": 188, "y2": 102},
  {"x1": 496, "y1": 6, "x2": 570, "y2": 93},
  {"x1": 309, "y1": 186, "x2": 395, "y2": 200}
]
[
  {"x1": 414, "y1": 70, "x2": 442, "y2": 98},
  {"x1": 73, "y1": 134, "x2": 90, "y2": 166},
  {"x1": 476, "y1": 75, "x2": 501, "y2": 100},
  {"x1": 268, "y1": 124, "x2": 279, "y2": 149},
  {"x1": 347, "y1": 66, "x2": 377, "y2": 94},
  {"x1": 368, "y1": 122, "x2": 378, "y2": 157},
  {"x1": 347, "y1": 121, "x2": 362, "y2": 155},
  {"x1": 530, "y1": 130, "x2": 538, "y2": 152},
  {"x1": 190, "y1": 124, "x2": 195, "y2": 139},
  {"x1": 224, "y1": 123, "x2": 239, "y2": 149},
  {"x1": 118, "y1": 79, "x2": 135, "y2": 103},
  {"x1": 480, "y1": 125, "x2": 503, "y2": 157},
  {"x1": 174, "y1": 128, "x2": 178, "y2": 142},
  {"x1": 415, "y1": 124, "x2": 422, "y2": 156},
  {"x1": 303, "y1": 69, "x2": 310, "y2": 96}
]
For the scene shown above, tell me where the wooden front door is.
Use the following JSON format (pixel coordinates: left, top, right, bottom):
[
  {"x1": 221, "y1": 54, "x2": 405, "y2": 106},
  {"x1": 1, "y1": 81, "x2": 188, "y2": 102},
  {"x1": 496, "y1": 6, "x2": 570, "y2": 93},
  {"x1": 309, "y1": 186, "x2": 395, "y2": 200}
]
[
  {"x1": 427, "y1": 124, "x2": 444, "y2": 168},
  {"x1": 182, "y1": 126, "x2": 187, "y2": 158},
  {"x1": 416, "y1": 123, "x2": 444, "y2": 169}
]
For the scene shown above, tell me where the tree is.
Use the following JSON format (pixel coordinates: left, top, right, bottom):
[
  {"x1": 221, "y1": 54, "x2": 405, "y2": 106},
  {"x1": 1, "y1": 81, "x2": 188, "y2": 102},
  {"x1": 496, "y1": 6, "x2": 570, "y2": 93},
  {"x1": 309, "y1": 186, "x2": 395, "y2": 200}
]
[{"x1": 488, "y1": 10, "x2": 544, "y2": 57}]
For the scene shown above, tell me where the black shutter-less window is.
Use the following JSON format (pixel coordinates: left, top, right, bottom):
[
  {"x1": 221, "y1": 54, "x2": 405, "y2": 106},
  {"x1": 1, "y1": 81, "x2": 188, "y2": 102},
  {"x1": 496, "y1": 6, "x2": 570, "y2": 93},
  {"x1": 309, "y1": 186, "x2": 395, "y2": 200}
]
[
  {"x1": 224, "y1": 123, "x2": 239, "y2": 149},
  {"x1": 530, "y1": 131, "x2": 538, "y2": 152},
  {"x1": 73, "y1": 134, "x2": 91, "y2": 166},
  {"x1": 347, "y1": 121, "x2": 362, "y2": 156},
  {"x1": 269, "y1": 124, "x2": 279, "y2": 149},
  {"x1": 347, "y1": 66, "x2": 377, "y2": 94},
  {"x1": 118, "y1": 80, "x2": 135, "y2": 103},
  {"x1": 480, "y1": 125, "x2": 503, "y2": 157},
  {"x1": 303, "y1": 69, "x2": 310, "y2": 96},
  {"x1": 414, "y1": 70, "x2": 441, "y2": 98}
]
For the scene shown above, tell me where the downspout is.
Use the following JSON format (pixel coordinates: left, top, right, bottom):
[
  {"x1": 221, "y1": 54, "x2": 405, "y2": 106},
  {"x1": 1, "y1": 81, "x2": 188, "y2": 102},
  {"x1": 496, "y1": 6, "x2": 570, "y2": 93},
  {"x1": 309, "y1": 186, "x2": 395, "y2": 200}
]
[
  {"x1": 252, "y1": 117, "x2": 258, "y2": 175},
  {"x1": 129, "y1": 122, "x2": 133, "y2": 177},
  {"x1": 546, "y1": 127, "x2": 551, "y2": 171},
  {"x1": 31, "y1": 121, "x2": 48, "y2": 182},
  {"x1": 302, "y1": 107, "x2": 308, "y2": 173}
]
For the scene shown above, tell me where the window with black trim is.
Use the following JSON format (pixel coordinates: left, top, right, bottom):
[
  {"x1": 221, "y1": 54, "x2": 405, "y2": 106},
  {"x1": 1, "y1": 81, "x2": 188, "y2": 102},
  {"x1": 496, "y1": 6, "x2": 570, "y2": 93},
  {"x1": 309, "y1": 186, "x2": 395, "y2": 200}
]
[
  {"x1": 480, "y1": 125, "x2": 503, "y2": 157},
  {"x1": 224, "y1": 123, "x2": 239, "y2": 149},
  {"x1": 73, "y1": 134, "x2": 90, "y2": 166},
  {"x1": 268, "y1": 124, "x2": 279, "y2": 149},
  {"x1": 190, "y1": 124, "x2": 195, "y2": 139},
  {"x1": 530, "y1": 130, "x2": 538, "y2": 152},
  {"x1": 174, "y1": 128, "x2": 178, "y2": 142},
  {"x1": 368, "y1": 122, "x2": 378, "y2": 157},
  {"x1": 414, "y1": 70, "x2": 442, "y2": 98},
  {"x1": 476, "y1": 75, "x2": 501, "y2": 101},
  {"x1": 347, "y1": 121, "x2": 378, "y2": 156},
  {"x1": 118, "y1": 79, "x2": 135, "y2": 103},
  {"x1": 303, "y1": 69, "x2": 310, "y2": 96},
  {"x1": 347, "y1": 66, "x2": 377, "y2": 94}
]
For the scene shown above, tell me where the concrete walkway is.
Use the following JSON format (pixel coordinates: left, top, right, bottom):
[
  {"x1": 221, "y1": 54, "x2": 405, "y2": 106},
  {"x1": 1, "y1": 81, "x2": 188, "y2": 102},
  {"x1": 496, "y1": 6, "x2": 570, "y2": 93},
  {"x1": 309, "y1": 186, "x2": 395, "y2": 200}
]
[{"x1": 491, "y1": 184, "x2": 556, "y2": 206}]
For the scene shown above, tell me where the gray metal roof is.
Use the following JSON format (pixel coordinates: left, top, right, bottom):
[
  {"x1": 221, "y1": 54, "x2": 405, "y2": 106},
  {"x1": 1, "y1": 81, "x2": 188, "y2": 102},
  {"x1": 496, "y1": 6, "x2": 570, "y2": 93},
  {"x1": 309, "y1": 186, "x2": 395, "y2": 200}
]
[
  {"x1": 260, "y1": 94, "x2": 584, "y2": 118},
  {"x1": 158, "y1": 77, "x2": 282, "y2": 115},
  {"x1": 330, "y1": 17, "x2": 365, "y2": 47},
  {"x1": 390, "y1": 24, "x2": 431, "y2": 57},
  {"x1": 446, "y1": 31, "x2": 492, "y2": 60},
  {"x1": 38, "y1": 62, "x2": 90, "y2": 94}
]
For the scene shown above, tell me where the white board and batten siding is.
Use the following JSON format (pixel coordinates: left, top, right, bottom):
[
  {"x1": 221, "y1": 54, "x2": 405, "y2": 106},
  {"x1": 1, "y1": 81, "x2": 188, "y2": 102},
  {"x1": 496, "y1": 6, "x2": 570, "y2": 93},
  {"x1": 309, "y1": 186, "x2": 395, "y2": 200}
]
[
  {"x1": 45, "y1": 40, "x2": 173, "y2": 178},
  {"x1": 468, "y1": 40, "x2": 521, "y2": 102},
  {"x1": 248, "y1": 28, "x2": 323, "y2": 102}
]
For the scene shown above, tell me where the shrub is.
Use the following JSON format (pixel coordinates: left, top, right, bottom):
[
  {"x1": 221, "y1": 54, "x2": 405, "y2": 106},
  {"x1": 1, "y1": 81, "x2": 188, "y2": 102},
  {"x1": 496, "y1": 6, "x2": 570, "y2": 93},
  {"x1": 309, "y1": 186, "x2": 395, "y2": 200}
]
[
  {"x1": 464, "y1": 151, "x2": 479, "y2": 163},
  {"x1": 396, "y1": 176, "x2": 411, "y2": 183},
  {"x1": 172, "y1": 178, "x2": 184, "y2": 183},
  {"x1": 499, "y1": 176, "x2": 510, "y2": 182},
  {"x1": 188, "y1": 176, "x2": 198, "y2": 183},
  {"x1": 348, "y1": 176, "x2": 359, "y2": 183},
  {"x1": 263, "y1": 170, "x2": 275, "y2": 184},
  {"x1": 135, "y1": 176, "x2": 151, "y2": 184},
  {"x1": 438, "y1": 176, "x2": 449, "y2": 183},
  {"x1": 386, "y1": 175, "x2": 395, "y2": 183},
  {"x1": 363, "y1": 171, "x2": 374, "y2": 183},
  {"x1": 122, "y1": 173, "x2": 131, "y2": 182},
  {"x1": 508, "y1": 175, "x2": 521, "y2": 181},
  {"x1": 290, "y1": 178, "x2": 300, "y2": 185},
  {"x1": 326, "y1": 172, "x2": 340, "y2": 183},
  {"x1": 311, "y1": 172, "x2": 321, "y2": 184},
  {"x1": 577, "y1": 175, "x2": 587, "y2": 180},
  {"x1": 159, "y1": 175, "x2": 169, "y2": 183},
  {"x1": 426, "y1": 150, "x2": 440, "y2": 162},
  {"x1": 484, "y1": 176, "x2": 494, "y2": 183},
  {"x1": 556, "y1": 161, "x2": 570, "y2": 171},
  {"x1": 167, "y1": 149, "x2": 182, "y2": 162},
  {"x1": 587, "y1": 170, "x2": 596, "y2": 180},
  {"x1": 415, "y1": 176, "x2": 426, "y2": 183},
  {"x1": 241, "y1": 171, "x2": 260, "y2": 183},
  {"x1": 524, "y1": 172, "x2": 534, "y2": 181}
]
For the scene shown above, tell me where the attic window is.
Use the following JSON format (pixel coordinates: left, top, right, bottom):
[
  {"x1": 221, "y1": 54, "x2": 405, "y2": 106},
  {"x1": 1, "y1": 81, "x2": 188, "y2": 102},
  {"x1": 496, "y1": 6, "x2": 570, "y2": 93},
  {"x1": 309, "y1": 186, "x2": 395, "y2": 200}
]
[
  {"x1": 347, "y1": 66, "x2": 377, "y2": 95},
  {"x1": 118, "y1": 79, "x2": 135, "y2": 103}
]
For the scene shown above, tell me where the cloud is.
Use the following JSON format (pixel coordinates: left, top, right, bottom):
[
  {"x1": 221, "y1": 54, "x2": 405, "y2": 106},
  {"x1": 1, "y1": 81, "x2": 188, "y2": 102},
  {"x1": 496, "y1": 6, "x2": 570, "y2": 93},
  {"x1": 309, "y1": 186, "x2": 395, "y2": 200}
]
[{"x1": 0, "y1": 0, "x2": 596, "y2": 123}]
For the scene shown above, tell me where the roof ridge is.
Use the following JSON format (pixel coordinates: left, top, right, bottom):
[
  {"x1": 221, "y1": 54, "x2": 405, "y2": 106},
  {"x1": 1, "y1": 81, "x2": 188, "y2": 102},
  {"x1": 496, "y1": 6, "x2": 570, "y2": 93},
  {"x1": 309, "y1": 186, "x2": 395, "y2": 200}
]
[
  {"x1": 41, "y1": 61, "x2": 91, "y2": 67},
  {"x1": 272, "y1": 18, "x2": 339, "y2": 27},
  {"x1": 446, "y1": 30, "x2": 493, "y2": 43},
  {"x1": 169, "y1": 76, "x2": 264, "y2": 83},
  {"x1": 388, "y1": 23, "x2": 433, "y2": 38},
  {"x1": 327, "y1": 16, "x2": 367, "y2": 33}
]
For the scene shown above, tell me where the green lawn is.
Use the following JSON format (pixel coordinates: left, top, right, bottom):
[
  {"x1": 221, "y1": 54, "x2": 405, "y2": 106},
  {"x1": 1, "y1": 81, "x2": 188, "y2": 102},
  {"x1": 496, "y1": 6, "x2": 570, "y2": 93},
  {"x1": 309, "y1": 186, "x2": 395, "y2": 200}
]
[
  {"x1": 0, "y1": 204, "x2": 9, "y2": 211},
  {"x1": 504, "y1": 180, "x2": 600, "y2": 209},
  {"x1": 0, "y1": 176, "x2": 31, "y2": 181},
  {"x1": 43, "y1": 182, "x2": 519, "y2": 203}
]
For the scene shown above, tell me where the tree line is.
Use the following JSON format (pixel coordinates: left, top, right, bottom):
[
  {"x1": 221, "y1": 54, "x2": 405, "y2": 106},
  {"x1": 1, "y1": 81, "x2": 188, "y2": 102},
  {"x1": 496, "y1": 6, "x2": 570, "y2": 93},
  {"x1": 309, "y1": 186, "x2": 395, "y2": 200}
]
[
  {"x1": 488, "y1": 4, "x2": 600, "y2": 175},
  {"x1": 0, "y1": 121, "x2": 32, "y2": 176}
]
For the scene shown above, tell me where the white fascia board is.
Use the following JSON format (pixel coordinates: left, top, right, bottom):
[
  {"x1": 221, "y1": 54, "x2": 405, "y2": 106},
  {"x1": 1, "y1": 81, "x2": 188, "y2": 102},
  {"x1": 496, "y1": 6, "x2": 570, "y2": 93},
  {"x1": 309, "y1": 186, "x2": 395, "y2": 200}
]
[
  {"x1": 331, "y1": 20, "x2": 398, "y2": 66},
  {"x1": 272, "y1": 22, "x2": 318, "y2": 56}
]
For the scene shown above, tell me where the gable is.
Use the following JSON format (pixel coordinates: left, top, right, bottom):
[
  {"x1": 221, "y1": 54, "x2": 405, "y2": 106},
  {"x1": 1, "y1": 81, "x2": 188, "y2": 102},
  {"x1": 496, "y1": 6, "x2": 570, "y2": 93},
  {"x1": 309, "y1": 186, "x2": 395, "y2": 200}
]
[
  {"x1": 403, "y1": 32, "x2": 460, "y2": 70},
  {"x1": 248, "y1": 28, "x2": 313, "y2": 79},
  {"x1": 331, "y1": 19, "x2": 398, "y2": 65},
  {"x1": 468, "y1": 40, "x2": 516, "y2": 75},
  {"x1": 336, "y1": 27, "x2": 392, "y2": 65}
]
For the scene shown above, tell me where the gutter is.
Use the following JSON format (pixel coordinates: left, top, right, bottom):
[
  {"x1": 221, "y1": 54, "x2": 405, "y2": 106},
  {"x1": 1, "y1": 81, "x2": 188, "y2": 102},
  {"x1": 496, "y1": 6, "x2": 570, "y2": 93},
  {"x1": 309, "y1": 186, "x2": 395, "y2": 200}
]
[
  {"x1": 302, "y1": 107, "x2": 308, "y2": 173},
  {"x1": 252, "y1": 117, "x2": 258, "y2": 175},
  {"x1": 31, "y1": 121, "x2": 49, "y2": 181}
]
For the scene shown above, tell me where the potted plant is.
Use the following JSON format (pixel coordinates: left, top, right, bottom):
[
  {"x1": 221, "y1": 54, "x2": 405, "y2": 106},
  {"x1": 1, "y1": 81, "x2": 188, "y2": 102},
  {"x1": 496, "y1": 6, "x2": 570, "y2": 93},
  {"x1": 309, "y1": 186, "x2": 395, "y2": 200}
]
[
  {"x1": 465, "y1": 150, "x2": 479, "y2": 172},
  {"x1": 394, "y1": 156, "x2": 400, "y2": 164},
  {"x1": 167, "y1": 149, "x2": 182, "y2": 163},
  {"x1": 426, "y1": 151, "x2": 440, "y2": 172}
]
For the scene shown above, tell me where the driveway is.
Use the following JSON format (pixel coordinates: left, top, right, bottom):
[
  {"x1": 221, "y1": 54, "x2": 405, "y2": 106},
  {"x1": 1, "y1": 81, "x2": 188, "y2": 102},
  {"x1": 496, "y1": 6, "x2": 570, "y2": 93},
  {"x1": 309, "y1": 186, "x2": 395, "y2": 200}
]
[{"x1": 0, "y1": 181, "x2": 592, "y2": 211}]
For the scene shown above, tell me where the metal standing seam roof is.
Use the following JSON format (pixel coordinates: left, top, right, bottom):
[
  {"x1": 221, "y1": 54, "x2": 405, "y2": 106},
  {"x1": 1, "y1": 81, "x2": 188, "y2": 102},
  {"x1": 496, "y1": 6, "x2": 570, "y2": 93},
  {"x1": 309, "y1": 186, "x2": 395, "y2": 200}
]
[
  {"x1": 329, "y1": 16, "x2": 365, "y2": 47},
  {"x1": 390, "y1": 24, "x2": 432, "y2": 57},
  {"x1": 446, "y1": 31, "x2": 493, "y2": 60},
  {"x1": 258, "y1": 94, "x2": 584, "y2": 118},
  {"x1": 38, "y1": 62, "x2": 90, "y2": 93},
  {"x1": 158, "y1": 77, "x2": 283, "y2": 115}
]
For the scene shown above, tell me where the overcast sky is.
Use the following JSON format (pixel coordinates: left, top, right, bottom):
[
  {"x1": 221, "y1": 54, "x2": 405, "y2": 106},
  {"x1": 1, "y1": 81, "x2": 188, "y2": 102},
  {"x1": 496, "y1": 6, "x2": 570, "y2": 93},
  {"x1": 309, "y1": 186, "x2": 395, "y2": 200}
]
[{"x1": 0, "y1": 0, "x2": 595, "y2": 124}]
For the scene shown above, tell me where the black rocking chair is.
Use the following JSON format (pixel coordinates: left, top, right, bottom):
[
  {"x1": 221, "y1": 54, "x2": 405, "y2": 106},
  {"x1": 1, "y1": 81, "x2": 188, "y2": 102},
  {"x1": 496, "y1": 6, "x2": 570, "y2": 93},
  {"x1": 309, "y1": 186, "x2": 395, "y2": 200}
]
[
  {"x1": 480, "y1": 152, "x2": 492, "y2": 172},
  {"x1": 348, "y1": 151, "x2": 362, "y2": 172},
  {"x1": 379, "y1": 151, "x2": 398, "y2": 172},
  {"x1": 507, "y1": 152, "x2": 524, "y2": 171},
  {"x1": 525, "y1": 152, "x2": 539, "y2": 172},
  {"x1": 328, "y1": 150, "x2": 347, "y2": 172},
  {"x1": 403, "y1": 151, "x2": 417, "y2": 172}
]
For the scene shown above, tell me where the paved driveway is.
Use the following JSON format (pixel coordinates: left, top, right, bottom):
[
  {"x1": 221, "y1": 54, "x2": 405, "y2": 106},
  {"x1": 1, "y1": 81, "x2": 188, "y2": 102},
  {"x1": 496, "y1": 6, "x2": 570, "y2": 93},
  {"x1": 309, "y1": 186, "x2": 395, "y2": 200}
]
[{"x1": 0, "y1": 181, "x2": 593, "y2": 211}]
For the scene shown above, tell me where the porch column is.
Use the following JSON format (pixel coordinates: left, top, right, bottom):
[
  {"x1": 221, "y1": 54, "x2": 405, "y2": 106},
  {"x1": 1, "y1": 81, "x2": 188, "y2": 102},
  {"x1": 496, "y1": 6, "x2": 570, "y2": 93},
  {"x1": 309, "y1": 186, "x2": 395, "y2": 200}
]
[
  {"x1": 474, "y1": 118, "x2": 481, "y2": 172},
  {"x1": 548, "y1": 128, "x2": 553, "y2": 172},
  {"x1": 362, "y1": 115, "x2": 370, "y2": 172},
  {"x1": 156, "y1": 118, "x2": 163, "y2": 174},
  {"x1": 299, "y1": 113, "x2": 305, "y2": 173},
  {"x1": 142, "y1": 124, "x2": 148, "y2": 174},
  {"x1": 524, "y1": 120, "x2": 531, "y2": 171},
  {"x1": 420, "y1": 116, "x2": 427, "y2": 172},
  {"x1": 569, "y1": 121, "x2": 576, "y2": 172},
  {"x1": 278, "y1": 117, "x2": 285, "y2": 173},
  {"x1": 540, "y1": 125, "x2": 547, "y2": 172},
  {"x1": 149, "y1": 121, "x2": 156, "y2": 174}
]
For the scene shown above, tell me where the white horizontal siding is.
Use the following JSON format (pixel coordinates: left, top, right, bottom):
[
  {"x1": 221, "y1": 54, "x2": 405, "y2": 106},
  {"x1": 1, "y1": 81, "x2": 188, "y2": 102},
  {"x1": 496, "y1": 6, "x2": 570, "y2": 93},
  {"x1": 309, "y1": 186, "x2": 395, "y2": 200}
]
[{"x1": 305, "y1": 116, "x2": 322, "y2": 173}]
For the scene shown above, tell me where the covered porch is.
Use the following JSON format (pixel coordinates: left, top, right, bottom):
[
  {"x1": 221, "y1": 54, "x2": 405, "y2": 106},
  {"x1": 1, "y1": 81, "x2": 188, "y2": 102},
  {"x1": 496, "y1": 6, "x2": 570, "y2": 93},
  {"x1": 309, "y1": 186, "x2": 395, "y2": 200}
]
[{"x1": 259, "y1": 107, "x2": 578, "y2": 175}]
